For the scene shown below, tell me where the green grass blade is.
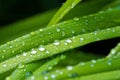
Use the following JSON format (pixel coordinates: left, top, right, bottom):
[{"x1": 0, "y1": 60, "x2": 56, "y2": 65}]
[
  {"x1": 7, "y1": 61, "x2": 43, "y2": 80},
  {"x1": 48, "y1": 0, "x2": 81, "y2": 26},
  {"x1": 0, "y1": 26, "x2": 119, "y2": 74},
  {"x1": 107, "y1": 42, "x2": 120, "y2": 58},
  {"x1": 34, "y1": 51, "x2": 120, "y2": 80},
  {"x1": 0, "y1": 0, "x2": 114, "y2": 44},
  {"x1": 26, "y1": 55, "x2": 66, "y2": 80},
  {"x1": 0, "y1": 8, "x2": 120, "y2": 61},
  {"x1": 66, "y1": 70, "x2": 120, "y2": 80}
]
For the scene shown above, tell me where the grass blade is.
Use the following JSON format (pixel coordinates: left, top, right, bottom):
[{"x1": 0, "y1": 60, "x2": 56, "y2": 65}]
[
  {"x1": 0, "y1": 8, "x2": 120, "y2": 61},
  {"x1": 66, "y1": 70, "x2": 120, "y2": 80},
  {"x1": 48, "y1": 0, "x2": 81, "y2": 26},
  {"x1": 0, "y1": 26, "x2": 119, "y2": 73}
]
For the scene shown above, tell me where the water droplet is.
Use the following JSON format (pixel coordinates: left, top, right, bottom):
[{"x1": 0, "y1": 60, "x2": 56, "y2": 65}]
[
  {"x1": 72, "y1": 30, "x2": 75, "y2": 34},
  {"x1": 22, "y1": 42, "x2": 25, "y2": 46},
  {"x1": 30, "y1": 76, "x2": 35, "y2": 80},
  {"x1": 31, "y1": 49, "x2": 37, "y2": 55},
  {"x1": 39, "y1": 29, "x2": 43, "y2": 32},
  {"x1": 6, "y1": 77, "x2": 11, "y2": 80},
  {"x1": 30, "y1": 32, "x2": 35, "y2": 35},
  {"x1": 80, "y1": 38, "x2": 84, "y2": 41},
  {"x1": 79, "y1": 62, "x2": 85, "y2": 66},
  {"x1": 65, "y1": 39, "x2": 72, "y2": 44},
  {"x1": 12, "y1": 50, "x2": 15, "y2": 54},
  {"x1": 111, "y1": 49, "x2": 116, "y2": 55},
  {"x1": 18, "y1": 64, "x2": 25, "y2": 69},
  {"x1": 56, "y1": 27, "x2": 61, "y2": 32},
  {"x1": 74, "y1": 17, "x2": 79, "y2": 21},
  {"x1": 51, "y1": 74, "x2": 56, "y2": 79},
  {"x1": 53, "y1": 40, "x2": 60, "y2": 46},
  {"x1": 38, "y1": 46, "x2": 45, "y2": 51},
  {"x1": 44, "y1": 76, "x2": 48, "y2": 80},
  {"x1": 23, "y1": 52, "x2": 27, "y2": 56},
  {"x1": 107, "y1": 58, "x2": 112, "y2": 66},
  {"x1": 47, "y1": 65, "x2": 52, "y2": 70},
  {"x1": 46, "y1": 51, "x2": 50, "y2": 54},
  {"x1": 60, "y1": 55, "x2": 66, "y2": 60},
  {"x1": 66, "y1": 66, "x2": 73, "y2": 71},
  {"x1": 91, "y1": 60, "x2": 96, "y2": 64},
  {"x1": 107, "y1": 61, "x2": 112, "y2": 66},
  {"x1": 3, "y1": 63, "x2": 7, "y2": 67},
  {"x1": 3, "y1": 50, "x2": 6, "y2": 53},
  {"x1": 9, "y1": 46, "x2": 13, "y2": 49}
]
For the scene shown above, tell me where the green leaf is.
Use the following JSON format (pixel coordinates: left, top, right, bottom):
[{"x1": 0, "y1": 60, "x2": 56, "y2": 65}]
[
  {"x1": 0, "y1": 8, "x2": 120, "y2": 61},
  {"x1": 66, "y1": 70, "x2": 120, "y2": 80},
  {"x1": 0, "y1": 26, "x2": 119, "y2": 74},
  {"x1": 48, "y1": 0, "x2": 81, "y2": 26},
  {"x1": 34, "y1": 50, "x2": 120, "y2": 80}
]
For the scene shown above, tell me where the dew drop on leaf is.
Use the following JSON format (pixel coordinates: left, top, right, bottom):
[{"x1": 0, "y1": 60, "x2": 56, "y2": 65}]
[
  {"x1": 53, "y1": 40, "x2": 60, "y2": 46},
  {"x1": 9, "y1": 46, "x2": 13, "y2": 49},
  {"x1": 66, "y1": 65, "x2": 73, "y2": 71},
  {"x1": 38, "y1": 46, "x2": 45, "y2": 51},
  {"x1": 3, "y1": 63, "x2": 7, "y2": 67},
  {"x1": 5, "y1": 77, "x2": 11, "y2": 80},
  {"x1": 51, "y1": 74, "x2": 56, "y2": 79},
  {"x1": 44, "y1": 76, "x2": 48, "y2": 80},
  {"x1": 56, "y1": 27, "x2": 61, "y2": 32},
  {"x1": 31, "y1": 49, "x2": 37, "y2": 55},
  {"x1": 23, "y1": 52, "x2": 27, "y2": 56},
  {"x1": 91, "y1": 59, "x2": 96, "y2": 64},
  {"x1": 79, "y1": 62, "x2": 85, "y2": 66},
  {"x1": 47, "y1": 65, "x2": 52, "y2": 70},
  {"x1": 30, "y1": 76, "x2": 35, "y2": 80},
  {"x1": 30, "y1": 32, "x2": 35, "y2": 36},
  {"x1": 18, "y1": 64, "x2": 25, "y2": 69},
  {"x1": 74, "y1": 17, "x2": 79, "y2": 21},
  {"x1": 46, "y1": 51, "x2": 50, "y2": 54},
  {"x1": 111, "y1": 49, "x2": 116, "y2": 55},
  {"x1": 80, "y1": 37, "x2": 84, "y2": 41}
]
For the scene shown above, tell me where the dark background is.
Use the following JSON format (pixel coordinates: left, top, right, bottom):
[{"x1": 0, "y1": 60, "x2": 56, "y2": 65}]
[{"x1": 0, "y1": 0, "x2": 66, "y2": 26}]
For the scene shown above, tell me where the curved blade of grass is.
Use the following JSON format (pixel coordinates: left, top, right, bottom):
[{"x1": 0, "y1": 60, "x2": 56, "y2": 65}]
[
  {"x1": 101, "y1": 0, "x2": 120, "y2": 10},
  {"x1": 48, "y1": 0, "x2": 81, "y2": 26},
  {"x1": 0, "y1": 8, "x2": 120, "y2": 61},
  {"x1": 57, "y1": 51, "x2": 103, "y2": 67},
  {"x1": 107, "y1": 42, "x2": 120, "y2": 58},
  {"x1": 7, "y1": 61, "x2": 43, "y2": 80},
  {"x1": 61, "y1": 0, "x2": 113, "y2": 21},
  {"x1": 33, "y1": 55, "x2": 66, "y2": 76},
  {"x1": 0, "y1": 26, "x2": 119, "y2": 74},
  {"x1": 66, "y1": 70, "x2": 120, "y2": 80},
  {"x1": 8, "y1": 50, "x2": 100, "y2": 80},
  {"x1": 0, "y1": 0, "x2": 114, "y2": 44},
  {"x1": 33, "y1": 51, "x2": 120, "y2": 80}
]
